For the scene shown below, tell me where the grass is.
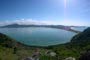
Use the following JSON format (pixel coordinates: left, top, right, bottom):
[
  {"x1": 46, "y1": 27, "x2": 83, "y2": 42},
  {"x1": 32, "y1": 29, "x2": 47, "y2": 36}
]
[{"x1": 0, "y1": 46, "x2": 56, "y2": 60}]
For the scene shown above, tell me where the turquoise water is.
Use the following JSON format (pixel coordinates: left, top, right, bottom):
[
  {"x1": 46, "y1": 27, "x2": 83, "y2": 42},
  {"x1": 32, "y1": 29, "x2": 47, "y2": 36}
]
[{"x1": 0, "y1": 27, "x2": 76, "y2": 46}]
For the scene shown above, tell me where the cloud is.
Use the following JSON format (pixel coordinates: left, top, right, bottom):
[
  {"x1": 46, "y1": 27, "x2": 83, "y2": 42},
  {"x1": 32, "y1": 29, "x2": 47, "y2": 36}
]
[
  {"x1": 0, "y1": 19, "x2": 88, "y2": 26},
  {"x1": 0, "y1": 19, "x2": 59, "y2": 26}
]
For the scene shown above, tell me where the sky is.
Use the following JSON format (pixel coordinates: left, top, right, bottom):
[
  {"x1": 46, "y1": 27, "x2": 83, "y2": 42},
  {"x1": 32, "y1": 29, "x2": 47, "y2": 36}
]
[{"x1": 0, "y1": 0, "x2": 90, "y2": 26}]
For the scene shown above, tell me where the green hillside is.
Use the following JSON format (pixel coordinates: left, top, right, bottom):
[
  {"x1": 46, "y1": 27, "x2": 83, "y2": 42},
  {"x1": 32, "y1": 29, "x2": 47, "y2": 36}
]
[{"x1": 71, "y1": 27, "x2": 90, "y2": 46}]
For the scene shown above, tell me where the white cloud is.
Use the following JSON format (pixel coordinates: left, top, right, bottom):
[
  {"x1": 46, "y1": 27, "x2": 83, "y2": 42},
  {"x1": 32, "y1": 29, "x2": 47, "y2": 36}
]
[
  {"x1": 0, "y1": 19, "x2": 88, "y2": 26},
  {"x1": 0, "y1": 19, "x2": 59, "y2": 26}
]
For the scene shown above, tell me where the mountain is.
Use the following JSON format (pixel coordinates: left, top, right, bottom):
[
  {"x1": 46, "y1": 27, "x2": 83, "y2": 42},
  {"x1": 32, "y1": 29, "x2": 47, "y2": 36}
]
[
  {"x1": 0, "y1": 23, "x2": 69, "y2": 28},
  {"x1": 0, "y1": 23, "x2": 43, "y2": 27},
  {"x1": 0, "y1": 23, "x2": 81, "y2": 33}
]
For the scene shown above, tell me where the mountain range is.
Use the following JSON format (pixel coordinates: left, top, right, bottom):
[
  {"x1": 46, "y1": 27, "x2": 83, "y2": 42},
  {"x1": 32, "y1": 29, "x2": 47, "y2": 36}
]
[{"x1": 0, "y1": 23, "x2": 81, "y2": 33}]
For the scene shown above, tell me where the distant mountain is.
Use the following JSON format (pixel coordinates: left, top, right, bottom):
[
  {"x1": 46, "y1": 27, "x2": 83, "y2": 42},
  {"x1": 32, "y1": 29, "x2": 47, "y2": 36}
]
[
  {"x1": 0, "y1": 23, "x2": 44, "y2": 27},
  {"x1": 0, "y1": 23, "x2": 64, "y2": 27},
  {"x1": 0, "y1": 23, "x2": 81, "y2": 33},
  {"x1": 0, "y1": 23, "x2": 70, "y2": 29}
]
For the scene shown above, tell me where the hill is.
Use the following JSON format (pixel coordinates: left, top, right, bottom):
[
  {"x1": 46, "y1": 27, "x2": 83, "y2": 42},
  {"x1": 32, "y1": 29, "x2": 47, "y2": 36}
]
[
  {"x1": 71, "y1": 27, "x2": 90, "y2": 46},
  {"x1": 51, "y1": 27, "x2": 90, "y2": 60},
  {"x1": 0, "y1": 23, "x2": 80, "y2": 33},
  {"x1": 0, "y1": 33, "x2": 17, "y2": 48}
]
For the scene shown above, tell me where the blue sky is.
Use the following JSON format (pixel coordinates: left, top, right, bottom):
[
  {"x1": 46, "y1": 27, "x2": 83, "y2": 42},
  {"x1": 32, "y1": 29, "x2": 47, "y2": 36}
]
[{"x1": 0, "y1": 0, "x2": 90, "y2": 26}]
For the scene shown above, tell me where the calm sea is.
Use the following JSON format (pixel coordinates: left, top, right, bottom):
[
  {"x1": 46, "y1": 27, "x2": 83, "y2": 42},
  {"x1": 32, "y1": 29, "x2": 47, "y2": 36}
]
[{"x1": 0, "y1": 27, "x2": 77, "y2": 46}]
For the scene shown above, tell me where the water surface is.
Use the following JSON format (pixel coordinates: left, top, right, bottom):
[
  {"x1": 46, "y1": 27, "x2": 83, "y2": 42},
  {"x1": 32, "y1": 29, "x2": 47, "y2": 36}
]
[{"x1": 0, "y1": 27, "x2": 76, "y2": 46}]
